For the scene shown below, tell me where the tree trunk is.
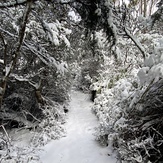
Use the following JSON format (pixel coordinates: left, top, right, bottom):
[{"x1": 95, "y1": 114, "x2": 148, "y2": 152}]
[
  {"x1": 0, "y1": 78, "x2": 7, "y2": 109},
  {"x1": 144, "y1": 0, "x2": 147, "y2": 17},
  {"x1": 140, "y1": 0, "x2": 143, "y2": 15},
  {"x1": 0, "y1": 0, "x2": 32, "y2": 110},
  {"x1": 35, "y1": 89, "x2": 45, "y2": 105},
  {"x1": 149, "y1": 0, "x2": 154, "y2": 16},
  {"x1": 33, "y1": 79, "x2": 45, "y2": 105}
]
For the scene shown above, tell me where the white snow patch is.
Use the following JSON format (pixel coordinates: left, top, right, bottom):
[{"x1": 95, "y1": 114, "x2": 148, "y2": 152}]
[
  {"x1": 39, "y1": 91, "x2": 117, "y2": 163},
  {"x1": 0, "y1": 59, "x2": 4, "y2": 64},
  {"x1": 5, "y1": 64, "x2": 12, "y2": 76},
  {"x1": 61, "y1": 35, "x2": 70, "y2": 47}
]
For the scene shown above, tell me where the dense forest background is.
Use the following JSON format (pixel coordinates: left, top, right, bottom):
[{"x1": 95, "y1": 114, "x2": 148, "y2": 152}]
[{"x1": 0, "y1": 0, "x2": 163, "y2": 162}]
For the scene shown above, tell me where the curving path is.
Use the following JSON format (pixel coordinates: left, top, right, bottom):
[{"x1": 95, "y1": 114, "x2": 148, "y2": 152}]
[{"x1": 39, "y1": 90, "x2": 117, "y2": 163}]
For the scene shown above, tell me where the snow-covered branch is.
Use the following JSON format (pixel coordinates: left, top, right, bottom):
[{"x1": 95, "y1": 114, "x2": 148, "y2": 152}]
[
  {"x1": 0, "y1": 26, "x2": 68, "y2": 74},
  {"x1": 124, "y1": 27, "x2": 146, "y2": 59},
  {"x1": 23, "y1": 41, "x2": 68, "y2": 74},
  {"x1": 15, "y1": 75, "x2": 45, "y2": 105},
  {"x1": 5, "y1": 0, "x2": 32, "y2": 78}
]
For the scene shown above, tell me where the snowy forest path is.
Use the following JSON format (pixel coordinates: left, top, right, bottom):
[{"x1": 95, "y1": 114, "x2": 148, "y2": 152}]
[{"x1": 39, "y1": 90, "x2": 117, "y2": 163}]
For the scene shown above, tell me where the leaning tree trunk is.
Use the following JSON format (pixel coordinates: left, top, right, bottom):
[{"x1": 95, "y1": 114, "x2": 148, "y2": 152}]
[
  {"x1": 0, "y1": 0, "x2": 32, "y2": 109},
  {"x1": 143, "y1": 0, "x2": 147, "y2": 17}
]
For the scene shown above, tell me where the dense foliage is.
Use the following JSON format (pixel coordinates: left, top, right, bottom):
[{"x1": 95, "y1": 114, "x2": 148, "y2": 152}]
[
  {"x1": 91, "y1": 1, "x2": 163, "y2": 162},
  {"x1": 0, "y1": 0, "x2": 162, "y2": 162}
]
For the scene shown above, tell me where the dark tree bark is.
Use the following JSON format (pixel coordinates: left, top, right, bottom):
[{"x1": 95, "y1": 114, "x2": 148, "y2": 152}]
[{"x1": 0, "y1": 0, "x2": 32, "y2": 109}]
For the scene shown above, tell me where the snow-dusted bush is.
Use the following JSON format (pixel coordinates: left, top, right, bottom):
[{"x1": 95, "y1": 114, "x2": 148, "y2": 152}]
[
  {"x1": 117, "y1": 33, "x2": 163, "y2": 162},
  {"x1": 41, "y1": 68, "x2": 71, "y2": 104},
  {"x1": 0, "y1": 97, "x2": 67, "y2": 162},
  {"x1": 92, "y1": 68, "x2": 138, "y2": 146},
  {"x1": 32, "y1": 98, "x2": 67, "y2": 146},
  {"x1": 92, "y1": 31, "x2": 163, "y2": 162},
  {"x1": 119, "y1": 78, "x2": 163, "y2": 162},
  {"x1": 138, "y1": 33, "x2": 163, "y2": 85}
]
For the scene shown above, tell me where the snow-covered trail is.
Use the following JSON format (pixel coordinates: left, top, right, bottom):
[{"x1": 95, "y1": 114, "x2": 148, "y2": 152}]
[{"x1": 39, "y1": 90, "x2": 117, "y2": 163}]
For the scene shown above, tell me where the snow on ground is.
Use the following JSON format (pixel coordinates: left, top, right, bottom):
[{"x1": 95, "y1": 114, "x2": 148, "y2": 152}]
[{"x1": 39, "y1": 90, "x2": 117, "y2": 163}]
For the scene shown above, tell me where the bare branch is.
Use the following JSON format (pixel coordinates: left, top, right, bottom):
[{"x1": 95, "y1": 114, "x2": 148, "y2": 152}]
[{"x1": 0, "y1": 125, "x2": 11, "y2": 145}]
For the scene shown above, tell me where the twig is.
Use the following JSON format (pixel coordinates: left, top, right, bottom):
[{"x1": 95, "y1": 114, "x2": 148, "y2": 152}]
[
  {"x1": 0, "y1": 125, "x2": 11, "y2": 145},
  {"x1": 151, "y1": 127, "x2": 163, "y2": 139},
  {"x1": 22, "y1": 110, "x2": 41, "y2": 123}
]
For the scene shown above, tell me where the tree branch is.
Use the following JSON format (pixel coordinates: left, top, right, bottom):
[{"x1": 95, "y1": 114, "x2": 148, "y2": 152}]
[
  {"x1": 124, "y1": 27, "x2": 146, "y2": 59},
  {"x1": 7, "y1": 0, "x2": 33, "y2": 78}
]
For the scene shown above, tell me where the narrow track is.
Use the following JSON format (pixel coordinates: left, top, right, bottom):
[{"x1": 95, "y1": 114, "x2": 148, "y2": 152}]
[{"x1": 40, "y1": 90, "x2": 117, "y2": 163}]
